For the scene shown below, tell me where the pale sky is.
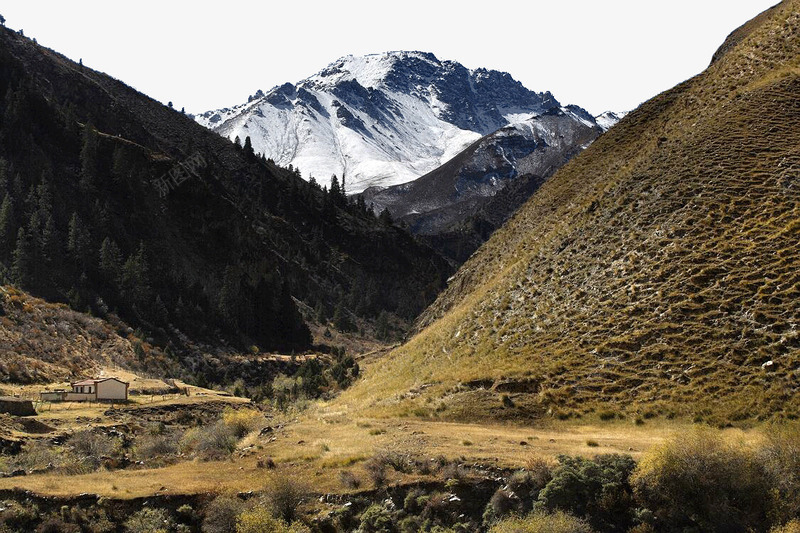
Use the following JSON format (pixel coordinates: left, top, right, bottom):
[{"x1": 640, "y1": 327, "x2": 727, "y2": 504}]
[{"x1": 2, "y1": 1, "x2": 779, "y2": 115}]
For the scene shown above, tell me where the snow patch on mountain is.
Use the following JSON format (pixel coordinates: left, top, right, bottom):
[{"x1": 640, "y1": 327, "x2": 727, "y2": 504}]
[
  {"x1": 595, "y1": 110, "x2": 628, "y2": 131},
  {"x1": 196, "y1": 52, "x2": 617, "y2": 193}
]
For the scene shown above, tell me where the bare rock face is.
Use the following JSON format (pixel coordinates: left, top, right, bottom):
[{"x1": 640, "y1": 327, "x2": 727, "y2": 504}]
[{"x1": 361, "y1": 107, "x2": 608, "y2": 263}]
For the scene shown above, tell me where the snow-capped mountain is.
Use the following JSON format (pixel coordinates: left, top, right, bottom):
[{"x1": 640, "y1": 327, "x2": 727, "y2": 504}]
[
  {"x1": 195, "y1": 51, "x2": 590, "y2": 193},
  {"x1": 594, "y1": 110, "x2": 628, "y2": 130},
  {"x1": 360, "y1": 106, "x2": 606, "y2": 263}
]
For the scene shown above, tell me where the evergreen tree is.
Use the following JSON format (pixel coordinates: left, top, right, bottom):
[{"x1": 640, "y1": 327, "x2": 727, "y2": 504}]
[
  {"x1": 218, "y1": 265, "x2": 240, "y2": 328},
  {"x1": 67, "y1": 213, "x2": 93, "y2": 270},
  {"x1": 378, "y1": 208, "x2": 393, "y2": 225},
  {"x1": 40, "y1": 213, "x2": 62, "y2": 267},
  {"x1": 79, "y1": 124, "x2": 100, "y2": 192},
  {"x1": 99, "y1": 237, "x2": 123, "y2": 287},
  {"x1": 330, "y1": 175, "x2": 343, "y2": 205},
  {"x1": 375, "y1": 310, "x2": 391, "y2": 341},
  {"x1": 0, "y1": 158, "x2": 8, "y2": 192},
  {"x1": 11, "y1": 227, "x2": 33, "y2": 288},
  {"x1": 0, "y1": 193, "x2": 17, "y2": 260},
  {"x1": 333, "y1": 300, "x2": 355, "y2": 332},
  {"x1": 243, "y1": 136, "x2": 254, "y2": 157},
  {"x1": 121, "y1": 242, "x2": 152, "y2": 312}
]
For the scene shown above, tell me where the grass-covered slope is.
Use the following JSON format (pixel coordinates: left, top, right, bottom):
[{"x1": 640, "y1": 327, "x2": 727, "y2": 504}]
[{"x1": 343, "y1": 1, "x2": 800, "y2": 425}]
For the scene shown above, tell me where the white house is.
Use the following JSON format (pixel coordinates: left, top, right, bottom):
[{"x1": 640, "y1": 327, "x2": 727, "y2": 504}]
[{"x1": 40, "y1": 377, "x2": 129, "y2": 402}]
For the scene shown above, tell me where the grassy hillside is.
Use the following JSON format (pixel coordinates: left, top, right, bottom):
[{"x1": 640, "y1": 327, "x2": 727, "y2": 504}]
[{"x1": 341, "y1": 1, "x2": 800, "y2": 425}]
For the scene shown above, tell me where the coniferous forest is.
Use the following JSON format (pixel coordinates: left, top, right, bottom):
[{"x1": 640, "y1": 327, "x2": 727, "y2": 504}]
[{"x1": 0, "y1": 27, "x2": 451, "y2": 360}]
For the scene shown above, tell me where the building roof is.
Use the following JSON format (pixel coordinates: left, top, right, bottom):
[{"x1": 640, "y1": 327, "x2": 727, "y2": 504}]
[{"x1": 71, "y1": 377, "x2": 128, "y2": 386}]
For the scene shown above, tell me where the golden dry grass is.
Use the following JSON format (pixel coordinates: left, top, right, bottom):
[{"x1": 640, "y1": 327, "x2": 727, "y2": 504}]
[{"x1": 0, "y1": 396, "x2": 765, "y2": 500}]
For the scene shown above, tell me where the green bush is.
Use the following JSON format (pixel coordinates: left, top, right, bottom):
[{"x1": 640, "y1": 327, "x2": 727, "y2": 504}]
[
  {"x1": 358, "y1": 504, "x2": 395, "y2": 533},
  {"x1": 632, "y1": 429, "x2": 770, "y2": 532},
  {"x1": 535, "y1": 454, "x2": 636, "y2": 532},
  {"x1": 124, "y1": 508, "x2": 173, "y2": 533},
  {"x1": 489, "y1": 510, "x2": 594, "y2": 533}
]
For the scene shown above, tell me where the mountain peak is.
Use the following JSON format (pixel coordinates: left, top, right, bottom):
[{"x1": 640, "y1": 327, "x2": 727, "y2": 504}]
[
  {"x1": 196, "y1": 51, "x2": 578, "y2": 192},
  {"x1": 304, "y1": 50, "x2": 443, "y2": 89}
]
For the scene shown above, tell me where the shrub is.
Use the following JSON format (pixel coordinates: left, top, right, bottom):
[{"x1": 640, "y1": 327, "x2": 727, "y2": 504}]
[
  {"x1": 222, "y1": 408, "x2": 263, "y2": 439},
  {"x1": 69, "y1": 430, "x2": 121, "y2": 469},
  {"x1": 135, "y1": 430, "x2": 181, "y2": 461},
  {"x1": 235, "y1": 505, "x2": 309, "y2": 533},
  {"x1": 483, "y1": 488, "x2": 522, "y2": 527},
  {"x1": 403, "y1": 488, "x2": 430, "y2": 514},
  {"x1": 125, "y1": 508, "x2": 173, "y2": 533},
  {"x1": 36, "y1": 516, "x2": 80, "y2": 533},
  {"x1": 759, "y1": 425, "x2": 800, "y2": 524},
  {"x1": 489, "y1": 510, "x2": 594, "y2": 533},
  {"x1": 375, "y1": 451, "x2": 413, "y2": 473},
  {"x1": 632, "y1": 429, "x2": 770, "y2": 533},
  {"x1": 339, "y1": 470, "x2": 361, "y2": 489},
  {"x1": 12, "y1": 439, "x2": 61, "y2": 471},
  {"x1": 536, "y1": 454, "x2": 636, "y2": 532},
  {"x1": 441, "y1": 462, "x2": 466, "y2": 483},
  {"x1": 203, "y1": 495, "x2": 245, "y2": 533},
  {"x1": 365, "y1": 456, "x2": 388, "y2": 488},
  {"x1": 525, "y1": 457, "x2": 554, "y2": 489},
  {"x1": 358, "y1": 504, "x2": 395, "y2": 532},
  {"x1": 0, "y1": 502, "x2": 40, "y2": 531},
  {"x1": 263, "y1": 475, "x2": 307, "y2": 523},
  {"x1": 508, "y1": 468, "x2": 549, "y2": 512},
  {"x1": 181, "y1": 421, "x2": 238, "y2": 460}
]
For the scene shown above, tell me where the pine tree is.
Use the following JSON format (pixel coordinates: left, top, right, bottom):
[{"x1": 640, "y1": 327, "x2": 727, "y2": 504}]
[
  {"x1": 99, "y1": 237, "x2": 123, "y2": 287},
  {"x1": 333, "y1": 300, "x2": 355, "y2": 332},
  {"x1": 79, "y1": 124, "x2": 100, "y2": 192},
  {"x1": 330, "y1": 175, "x2": 342, "y2": 202},
  {"x1": 121, "y1": 242, "x2": 152, "y2": 312},
  {"x1": 11, "y1": 227, "x2": 33, "y2": 288},
  {"x1": 218, "y1": 265, "x2": 240, "y2": 328},
  {"x1": 0, "y1": 157, "x2": 8, "y2": 191},
  {"x1": 0, "y1": 193, "x2": 17, "y2": 260},
  {"x1": 243, "y1": 136, "x2": 254, "y2": 157},
  {"x1": 378, "y1": 208, "x2": 393, "y2": 225},
  {"x1": 40, "y1": 213, "x2": 62, "y2": 267},
  {"x1": 67, "y1": 213, "x2": 93, "y2": 270},
  {"x1": 375, "y1": 311, "x2": 391, "y2": 341}
]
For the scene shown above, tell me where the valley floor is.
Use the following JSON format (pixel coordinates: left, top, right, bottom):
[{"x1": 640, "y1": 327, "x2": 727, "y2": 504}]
[{"x1": 0, "y1": 395, "x2": 761, "y2": 500}]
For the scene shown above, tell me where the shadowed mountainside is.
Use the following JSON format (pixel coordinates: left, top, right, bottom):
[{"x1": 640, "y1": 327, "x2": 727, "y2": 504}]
[{"x1": 0, "y1": 26, "x2": 451, "y2": 374}]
